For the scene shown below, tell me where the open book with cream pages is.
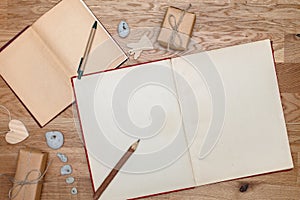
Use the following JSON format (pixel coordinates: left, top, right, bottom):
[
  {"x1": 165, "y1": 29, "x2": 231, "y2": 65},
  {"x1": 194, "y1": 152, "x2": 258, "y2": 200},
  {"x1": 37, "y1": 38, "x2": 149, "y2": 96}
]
[
  {"x1": 0, "y1": 0, "x2": 127, "y2": 126},
  {"x1": 72, "y1": 40, "x2": 293, "y2": 199}
]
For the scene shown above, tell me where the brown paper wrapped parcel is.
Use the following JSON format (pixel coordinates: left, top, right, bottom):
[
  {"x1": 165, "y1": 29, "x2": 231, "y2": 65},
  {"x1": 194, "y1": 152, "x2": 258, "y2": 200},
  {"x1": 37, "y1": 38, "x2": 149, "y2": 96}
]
[
  {"x1": 157, "y1": 6, "x2": 196, "y2": 50},
  {"x1": 12, "y1": 148, "x2": 48, "y2": 200}
]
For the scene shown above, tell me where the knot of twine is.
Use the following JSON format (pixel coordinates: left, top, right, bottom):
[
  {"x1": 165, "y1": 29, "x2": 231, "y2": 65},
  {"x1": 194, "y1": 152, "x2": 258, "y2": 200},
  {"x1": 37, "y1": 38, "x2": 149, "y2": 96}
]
[
  {"x1": 167, "y1": 4, "x2": 192, "y2": 50},
  {"x1": 0, "y1": 160, "x2": 52, "y2": 199}
]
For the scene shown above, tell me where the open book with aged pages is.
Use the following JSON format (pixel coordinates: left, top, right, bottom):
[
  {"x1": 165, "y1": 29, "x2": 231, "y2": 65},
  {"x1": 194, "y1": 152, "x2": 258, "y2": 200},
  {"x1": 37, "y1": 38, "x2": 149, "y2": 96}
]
[
  {"x1": 0, "y1": 0, "x2": 127, "y2": 126},
  {"x1": 72, "y1": 40, "x2": 293, "y2": 199}
]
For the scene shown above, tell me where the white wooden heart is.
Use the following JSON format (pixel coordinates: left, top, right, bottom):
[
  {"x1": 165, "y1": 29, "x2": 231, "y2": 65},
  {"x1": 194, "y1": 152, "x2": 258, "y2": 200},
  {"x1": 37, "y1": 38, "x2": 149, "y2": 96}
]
[{"x1": 5, "y1": 119, "x2": 29, "y2": 144}]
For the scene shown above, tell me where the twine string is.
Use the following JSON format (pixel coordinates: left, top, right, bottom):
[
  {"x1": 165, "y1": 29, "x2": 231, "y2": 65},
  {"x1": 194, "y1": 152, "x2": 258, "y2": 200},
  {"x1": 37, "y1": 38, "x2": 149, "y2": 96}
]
[
  {"x1": 0, "y1": 160, "x2": 52, "y2": 200},
  {"x1": 167, "y1": 4, "x2": 192, "y2": 50}
]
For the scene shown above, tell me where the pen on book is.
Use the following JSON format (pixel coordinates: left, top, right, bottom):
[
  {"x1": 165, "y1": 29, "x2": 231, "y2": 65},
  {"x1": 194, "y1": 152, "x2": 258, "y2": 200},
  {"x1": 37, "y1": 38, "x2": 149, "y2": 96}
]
[
  {"x1": 77, "y1": 20, "x2": 97, "y2": 79},
  {"x1": 93, "y1": 139, "x2": 140, "y2": 200}
]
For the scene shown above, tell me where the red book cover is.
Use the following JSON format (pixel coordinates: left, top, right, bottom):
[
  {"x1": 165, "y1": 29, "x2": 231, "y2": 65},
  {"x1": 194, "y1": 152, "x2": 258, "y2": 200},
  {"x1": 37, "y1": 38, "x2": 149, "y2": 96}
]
[{"x1": 71, "y1": 40, "x2": 293, "y2": 199}]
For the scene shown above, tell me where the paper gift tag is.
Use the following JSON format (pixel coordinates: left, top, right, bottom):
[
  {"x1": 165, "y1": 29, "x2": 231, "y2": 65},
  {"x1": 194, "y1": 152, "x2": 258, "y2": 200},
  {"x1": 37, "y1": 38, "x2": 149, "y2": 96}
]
[
  {"x1": 127, "y1": 34, "x2": 154, "y2": 59},
  {"x1": 5, "y1": 119, "x2": 29, "y2": 144}
]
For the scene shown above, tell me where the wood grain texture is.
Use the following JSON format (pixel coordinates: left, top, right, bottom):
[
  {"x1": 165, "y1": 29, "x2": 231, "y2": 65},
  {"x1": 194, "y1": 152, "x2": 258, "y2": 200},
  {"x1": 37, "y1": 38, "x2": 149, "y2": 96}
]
[
  {"x1": 276, "y1": 63, "x2": 300, "y2": 93},
  {"x1": 0, "y1": 0, "x2": 299, "y2": 199},
  {"x1": 285, "y1": 34, "x2": 300, "y2": 63}
]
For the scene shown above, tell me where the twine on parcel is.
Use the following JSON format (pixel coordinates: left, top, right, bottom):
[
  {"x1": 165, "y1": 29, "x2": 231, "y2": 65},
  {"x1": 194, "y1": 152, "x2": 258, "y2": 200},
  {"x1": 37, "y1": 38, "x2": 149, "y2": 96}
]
[
  {"x1": 167, "y1": 4, "x2": 192, "y2": 50},
  {"x1": 0, "y1": 157, "x2": 52, "y2": 199}
]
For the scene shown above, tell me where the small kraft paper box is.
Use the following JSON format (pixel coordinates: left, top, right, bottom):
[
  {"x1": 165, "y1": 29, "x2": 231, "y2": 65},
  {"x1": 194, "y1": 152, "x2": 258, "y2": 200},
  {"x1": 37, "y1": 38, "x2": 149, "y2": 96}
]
[
  {"x1": 12, "y1": 148, "x2": 48, "y2": 200},
  {"x1": 157, "y1": 6, "x2": 196, "y2": 50}
]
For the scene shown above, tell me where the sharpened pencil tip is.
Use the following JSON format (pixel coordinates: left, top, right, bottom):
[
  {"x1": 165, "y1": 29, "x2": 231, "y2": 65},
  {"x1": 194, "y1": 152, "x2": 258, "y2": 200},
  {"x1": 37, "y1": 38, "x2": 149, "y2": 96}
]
[
  {"x1": 92, "y1": 21, "x2": 97, "y2": 29},
  {"x1": 131, "y1": 139, "x2": 140, "y2": 150}
]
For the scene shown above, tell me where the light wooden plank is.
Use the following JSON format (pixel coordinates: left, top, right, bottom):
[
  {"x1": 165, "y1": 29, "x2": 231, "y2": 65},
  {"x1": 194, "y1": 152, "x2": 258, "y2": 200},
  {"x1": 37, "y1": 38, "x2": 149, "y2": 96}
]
[{"x1": 232, "y1": 0, "x2": 300, "y2": 5}]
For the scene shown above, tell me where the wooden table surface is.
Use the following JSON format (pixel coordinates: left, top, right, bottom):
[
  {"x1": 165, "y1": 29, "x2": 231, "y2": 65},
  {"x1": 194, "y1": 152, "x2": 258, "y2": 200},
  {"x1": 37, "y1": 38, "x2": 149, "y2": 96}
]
[{"x1": 0, "y1": 0, "x2": 300, "y2": 199}]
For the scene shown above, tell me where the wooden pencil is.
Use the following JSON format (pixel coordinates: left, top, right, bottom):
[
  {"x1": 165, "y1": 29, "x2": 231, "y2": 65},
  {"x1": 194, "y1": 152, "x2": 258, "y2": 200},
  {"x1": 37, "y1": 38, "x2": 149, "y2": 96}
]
[{"x1": 93, "y1": 139, "x2": 140, "y2": 200}]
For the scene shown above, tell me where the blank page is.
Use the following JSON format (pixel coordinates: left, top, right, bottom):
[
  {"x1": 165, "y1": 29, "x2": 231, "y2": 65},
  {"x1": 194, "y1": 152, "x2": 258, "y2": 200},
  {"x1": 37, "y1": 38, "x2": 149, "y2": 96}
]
[
  {"x1": 172, "y1": 40, "x2": 293, "y2": 186},
  {"x1": 0, "y1": 0, "x2": 126, "y2": 126},
  {"x1": 33, "y1": 0, "x2": 127, "y2": 76},
  {"x1": 0, "y1": 28, "x2": 72, "y2": 126},
  {"x1": 73, "y1": 60, "x2": 196, "y2": 199}
]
